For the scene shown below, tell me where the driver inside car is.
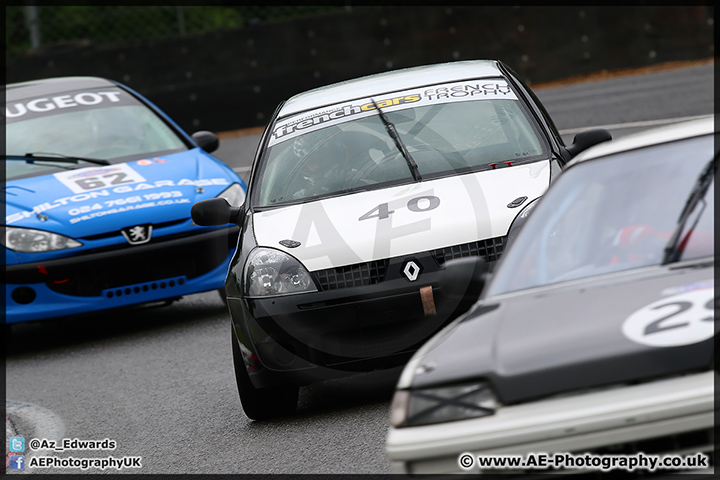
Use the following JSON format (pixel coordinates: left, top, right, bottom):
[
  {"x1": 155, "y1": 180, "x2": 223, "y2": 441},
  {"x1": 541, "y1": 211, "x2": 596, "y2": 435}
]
[
  {"x1": 609, "y1": 224, "x2": 671, "y2": 265},
  {"x1": 289, "y1": 132, "x2": 376, "y2": 200}
]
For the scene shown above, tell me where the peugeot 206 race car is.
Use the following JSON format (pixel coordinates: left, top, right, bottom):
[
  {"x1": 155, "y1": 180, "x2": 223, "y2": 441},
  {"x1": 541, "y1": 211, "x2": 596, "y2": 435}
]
[
  {"x1": 4, "y1": 77, "x2": 247, "y2": 324},
  {"x1": 190, "y1": 60, "x2": 611, "y2": 420},
  {"x1": 386, "y1": 116, "x2": 716, "y2": 475}
]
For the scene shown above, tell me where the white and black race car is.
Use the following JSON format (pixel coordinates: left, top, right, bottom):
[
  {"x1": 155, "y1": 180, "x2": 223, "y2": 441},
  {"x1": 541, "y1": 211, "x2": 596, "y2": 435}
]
[
  {"x1": 191, "y1": 60, "x2": 611, "y2": 420},
  {"x1": 386, "y1": 116, "x2": 716, "y2": 475}
]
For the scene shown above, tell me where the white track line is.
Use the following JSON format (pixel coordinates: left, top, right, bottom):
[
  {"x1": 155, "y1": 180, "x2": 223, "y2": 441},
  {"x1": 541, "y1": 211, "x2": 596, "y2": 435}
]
[
  {"x1": 6, "y1": 400, "x2": 65, "y2": 472},
  {"x1": 232, "y1": 166, "x2": 252, "y2": 174}
]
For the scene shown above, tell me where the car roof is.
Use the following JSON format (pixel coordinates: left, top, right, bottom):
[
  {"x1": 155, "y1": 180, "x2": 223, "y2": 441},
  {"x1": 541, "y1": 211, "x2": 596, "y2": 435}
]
[
  {"x1": 5, "y1": 76, "x2": 119, "y2": 103},
  {"x1": 569, "y1": 115, "x2": 716, "y2": 166},
  {"x1": 280, "y1": 60, "x2": 504, "y2": 117}
]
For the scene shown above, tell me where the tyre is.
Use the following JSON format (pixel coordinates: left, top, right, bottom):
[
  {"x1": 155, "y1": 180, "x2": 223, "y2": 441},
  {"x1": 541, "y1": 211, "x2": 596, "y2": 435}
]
[{"x1": 231, "y1": 326, "x2": 299, "y2": 420}]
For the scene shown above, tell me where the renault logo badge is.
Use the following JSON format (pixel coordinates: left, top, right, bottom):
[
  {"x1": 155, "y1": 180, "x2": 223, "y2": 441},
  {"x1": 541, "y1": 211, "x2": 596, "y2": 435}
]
[{"x1": 402, "y1": 259, "x2": 422, "y2": 282}]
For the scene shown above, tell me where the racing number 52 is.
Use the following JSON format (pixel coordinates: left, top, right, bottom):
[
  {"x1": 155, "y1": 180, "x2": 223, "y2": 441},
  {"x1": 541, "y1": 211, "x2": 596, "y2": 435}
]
[{"x1": 359, "y1": 195, "x2": 440, "y2": 221}]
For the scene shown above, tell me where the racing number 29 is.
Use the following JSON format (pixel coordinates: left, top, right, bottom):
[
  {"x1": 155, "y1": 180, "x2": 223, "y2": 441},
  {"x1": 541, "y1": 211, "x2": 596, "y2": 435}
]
[
  {"x1": 359, "y1": 195, "x2": 440, "y2": 221},
  {"x1": 644, "y1": 297, "x2": 716, "y2": 336}
]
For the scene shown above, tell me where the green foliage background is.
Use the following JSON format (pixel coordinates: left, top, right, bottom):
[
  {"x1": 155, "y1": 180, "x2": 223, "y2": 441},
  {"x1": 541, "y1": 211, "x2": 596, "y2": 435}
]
[{"x1": 6, "y1": 5, "x2": 350, "y2": 56}]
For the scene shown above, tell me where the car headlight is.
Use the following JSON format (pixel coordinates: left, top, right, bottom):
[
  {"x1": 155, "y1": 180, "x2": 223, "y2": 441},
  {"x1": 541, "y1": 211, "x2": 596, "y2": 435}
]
[
  {"x1": 2, "y1": 226, "x2": 82, "y2": 253},
  {"x1": 245, "y1": 247, "x2": 318, "y2": 297},
  {"x1": 506, "y1": 197, "x2": 541, "y2": 247},
  {"x1": 390, "y1": 382, "x2": 498, "y2": 428},
  {"x1": 217, "y1": 183, "x2": 245, "y2": 206}
]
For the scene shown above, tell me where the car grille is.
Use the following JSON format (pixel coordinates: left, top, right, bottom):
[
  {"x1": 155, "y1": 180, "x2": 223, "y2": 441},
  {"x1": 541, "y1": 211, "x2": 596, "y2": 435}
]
[
  {"x1": 577, "y1": 427, "x2": 714, "y2": 477},
  {"x1": 79, "y1": 219, "x2": 186, "y2": 241},
  {"x1": 592, "y1": 427, "x2": 713, "y2": 457},
  {"x1": 313, "y1": 259, "x2": 389, "y2": 291},
  {"x1": 485, "y1": 427, "x2": 713, "y2": 477},
  {"x1": 408, "y1": 427, "x2": 713, "y2": 476},
  {"x1": 431, "y1": 236, "x2": 505, "y2": 265},
  {"x1": 311, "y1": 236, "x2": 506, "y2": 291},
  {"x1": 45, "y1": 228, "x2": 237, "y2": 297}
]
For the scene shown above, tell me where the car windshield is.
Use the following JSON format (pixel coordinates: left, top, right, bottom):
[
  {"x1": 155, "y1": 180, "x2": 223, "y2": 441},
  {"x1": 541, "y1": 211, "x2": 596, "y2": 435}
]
[
  {"x1": 252, "y1": 78, "x2": 547, "y2": 208},
  {"x1": 5, "y1": 86, "x2": 187, "y2": 181},
  {"x1": 486, "y1": 134, "x2": 715, "y2": 297}
]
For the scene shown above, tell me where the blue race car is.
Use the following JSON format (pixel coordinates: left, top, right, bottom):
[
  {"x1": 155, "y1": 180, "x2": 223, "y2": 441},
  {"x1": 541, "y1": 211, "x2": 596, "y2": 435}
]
[{"x1": 4, "y1": 76, "x2": 247, "y2": 324}]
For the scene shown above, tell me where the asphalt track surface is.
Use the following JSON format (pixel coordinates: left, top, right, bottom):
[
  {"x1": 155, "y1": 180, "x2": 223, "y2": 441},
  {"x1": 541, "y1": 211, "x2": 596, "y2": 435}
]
[{"x1": 5, "y1": 59, "x2": 714, "y2": 475}]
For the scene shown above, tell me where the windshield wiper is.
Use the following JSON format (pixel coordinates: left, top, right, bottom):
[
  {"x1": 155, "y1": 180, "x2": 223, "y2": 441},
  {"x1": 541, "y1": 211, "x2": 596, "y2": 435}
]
[
  {"x1": 661, "y1": 153, "x2": 718, "y2": 265},
  {"x1": 4, "y1": 152, "x2": 110, "y2": 166},
  {"x1": 371, "y1": 99, "x2": 421, "y2": 182}
]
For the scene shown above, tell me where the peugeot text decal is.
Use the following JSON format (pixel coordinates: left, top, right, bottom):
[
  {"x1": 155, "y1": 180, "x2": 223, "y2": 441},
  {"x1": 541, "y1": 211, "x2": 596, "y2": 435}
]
[{"x1": 5, "y1": 89, "x2": 131, "y2": 122}]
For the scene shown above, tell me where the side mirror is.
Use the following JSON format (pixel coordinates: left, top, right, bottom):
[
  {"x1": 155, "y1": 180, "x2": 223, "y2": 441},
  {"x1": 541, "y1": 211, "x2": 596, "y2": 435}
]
[
  {"x1": 191, "y1": 198, "x2": 244, "y2": 226},
  {"x1": 565, "y1": 128, "x2": 612, "y2": 157},
  {"x1": 191, "y1": 130, "x2": 220, "y2": 154},
  {"x1": 439, "y1": 256, "x2": 488, "y2": 310}
]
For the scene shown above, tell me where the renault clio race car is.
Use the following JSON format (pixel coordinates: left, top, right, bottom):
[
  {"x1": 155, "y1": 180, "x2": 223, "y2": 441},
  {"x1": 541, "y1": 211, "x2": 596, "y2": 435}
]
[
  {"x1": 4, "y1": 77, "x2": 247, "y2": 324},
  {"x1": 191, "y1": 60, "x2": 611, "y2": 420},
  {"x1": 386, "y1": 116, "x2": 716, "y2": 475}
]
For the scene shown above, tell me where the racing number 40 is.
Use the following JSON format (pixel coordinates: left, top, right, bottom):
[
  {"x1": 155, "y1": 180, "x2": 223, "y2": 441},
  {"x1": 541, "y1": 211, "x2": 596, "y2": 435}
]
[{"x1": 359, "y1": 195, "x2": 440, "y2": 221}]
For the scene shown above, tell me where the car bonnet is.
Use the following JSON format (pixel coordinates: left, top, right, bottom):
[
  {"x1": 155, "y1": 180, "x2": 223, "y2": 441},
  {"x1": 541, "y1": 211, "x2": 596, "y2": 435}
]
[
  {"x1": 402, "y1": 263, "x2": 715, "y2": 404},
  {"x1": 252, "y1": 161, "x2": 550, "y2": 272},
  {"x1": 4, "y1": 149, "x2": 238, "y2": 240}
]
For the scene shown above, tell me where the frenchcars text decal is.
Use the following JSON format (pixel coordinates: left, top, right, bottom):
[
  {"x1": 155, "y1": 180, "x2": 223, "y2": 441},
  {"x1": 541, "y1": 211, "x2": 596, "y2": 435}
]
[{"x1": 269, "y1": 80, "x2": 516, "y2": 147}]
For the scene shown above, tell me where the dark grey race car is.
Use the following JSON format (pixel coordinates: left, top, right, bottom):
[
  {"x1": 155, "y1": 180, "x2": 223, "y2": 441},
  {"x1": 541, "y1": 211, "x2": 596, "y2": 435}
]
[{"x1": 386, "y1": 116, "x2": 716, "y2": 475}]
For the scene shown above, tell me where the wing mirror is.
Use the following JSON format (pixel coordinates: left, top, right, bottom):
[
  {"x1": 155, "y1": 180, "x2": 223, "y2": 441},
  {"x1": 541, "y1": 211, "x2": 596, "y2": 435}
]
[
  {"x1": 565, "y1": 128, "x2": 612, "y2": 157},
  {"x1": 191, "y1": 198, "x2": 244, "y2": 226},
  {"x1": 191, "y1": 130, "x2": 220, "y2": 154}
]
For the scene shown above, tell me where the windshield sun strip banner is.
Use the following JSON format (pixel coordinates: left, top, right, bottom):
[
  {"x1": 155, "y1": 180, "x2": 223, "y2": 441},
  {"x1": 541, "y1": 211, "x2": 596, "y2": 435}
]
[
  {"x1": 269, "y1": 80, "x2": 518, "y2": 147},
  {"x1": 5, "y1": 88, "x2": 135, "y2": 123}
]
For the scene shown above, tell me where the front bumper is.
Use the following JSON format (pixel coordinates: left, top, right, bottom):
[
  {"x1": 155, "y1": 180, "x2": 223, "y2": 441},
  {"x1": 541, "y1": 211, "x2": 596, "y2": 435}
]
[
  {"x1": 228, "y1": 250, "x2": 484, "y2": 388},
  {"x1": 386, "y1": 370, "x2": 715, "y2": 475},
  {"x1": 5, "y1": 226, "x2": 238, "y2": 323}
]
